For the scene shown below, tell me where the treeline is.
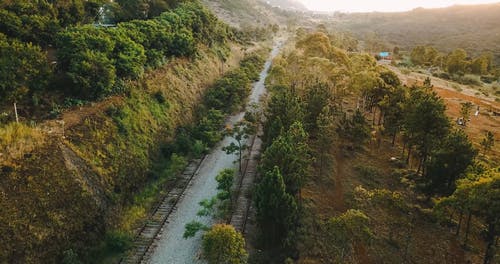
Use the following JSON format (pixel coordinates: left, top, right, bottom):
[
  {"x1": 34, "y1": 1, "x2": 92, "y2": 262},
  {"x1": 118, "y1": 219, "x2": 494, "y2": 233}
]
[
  {"x1": 0, "y1": 0, "x2": 103, "y2": 46},
  {"x1": 256, "y1": 31, "x2": 497, "y2": 262},
  {"x1": 409, "y1": 45, "x2": 499, "y2": 83},
  {"x1": 55, "y1": 1, "x2": 229, "y2": 99},
  {"x1": 0, "y1": 1, "x2": 231, "y2": 115},
  {"x1": 166, "y1": 53, "x2": 265, "y2": 157},
  {"x1": 0, "y1": 0, "x2": 194, "y2": 46},
  {"x1": 435, "y1": 168, "x2": 499, "y2": 264}
]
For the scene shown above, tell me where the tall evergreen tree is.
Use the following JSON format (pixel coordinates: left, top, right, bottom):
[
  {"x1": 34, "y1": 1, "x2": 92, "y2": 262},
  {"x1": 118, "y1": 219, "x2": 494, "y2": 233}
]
[{"x1": 254, "y1": 167, "x2": 298, "y2": 248}]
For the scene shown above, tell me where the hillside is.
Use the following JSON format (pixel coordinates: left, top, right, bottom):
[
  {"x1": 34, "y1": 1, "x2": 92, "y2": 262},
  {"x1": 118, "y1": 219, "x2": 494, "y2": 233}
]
[
  {"x1": 0, "y1": 1, "x2": 269, "y2": 262},
  {"x1": 265, "y1": 0, "x2": 307, "y2": 10},
  {"x1": 329, "y1": 3, "x2": 500, "y2": 62},
  {"x1": 202, "y1": 0, "x2": 308, "y2": 28}
]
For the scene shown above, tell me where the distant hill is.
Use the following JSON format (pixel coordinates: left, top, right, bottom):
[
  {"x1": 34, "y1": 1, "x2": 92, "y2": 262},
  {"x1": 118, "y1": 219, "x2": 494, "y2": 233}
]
[
  {"x1": 328, "y1": 3, "x2": 500, "y2": 63},
  {"x1": 202, "y1": 0, "x2": 307, "y2": 27},
  {"x1": 264, "y1": 0, "x2": 307, "y2": 10}
]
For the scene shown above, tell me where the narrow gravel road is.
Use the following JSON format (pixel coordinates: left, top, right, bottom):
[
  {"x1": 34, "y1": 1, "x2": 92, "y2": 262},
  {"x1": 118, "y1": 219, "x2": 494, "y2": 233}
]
[{"x1": 146, "y1": 40, "x2": 283, "y2": 264}]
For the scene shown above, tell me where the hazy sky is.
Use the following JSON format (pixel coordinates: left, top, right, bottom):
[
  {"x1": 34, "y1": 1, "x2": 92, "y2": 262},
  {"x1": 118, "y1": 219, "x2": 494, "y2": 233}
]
[{"x1": 297, "y1": 0, "x2": 500, "y2": 12}]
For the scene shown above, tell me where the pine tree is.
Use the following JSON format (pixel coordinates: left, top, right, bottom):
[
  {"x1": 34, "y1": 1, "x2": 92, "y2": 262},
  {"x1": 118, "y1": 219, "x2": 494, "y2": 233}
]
[{"x1": 254, "y1": 167, "x2": 298, "y2": 248}]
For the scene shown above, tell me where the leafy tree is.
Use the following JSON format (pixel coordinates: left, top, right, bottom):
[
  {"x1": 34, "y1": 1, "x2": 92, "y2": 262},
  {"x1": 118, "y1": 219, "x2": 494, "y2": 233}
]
[
  {"x1": 216, "y1": 168, "x2": 235, "y2": 201},
  {"x1": 216, "y1": 168, "x2": 235, "y2": 194},
  {"x1": 114, "y1": 0, "x2": 150, "y2": 21},
  {"x1": 296, "y1": 32, "x2": 332, "y2": 59},
  {"x1": 460, "y1": 102, "x2": 473, "y2": 126},
  {"x1": 410, "y1": 46, "x2": 439, "y2": 66},
  {"x1": 223, "y1": 122, "x2": 255, "y2": 173},
  {"x1": 470, "y1": 53, "x2": 493, "y2": 75},
  {"x1": 108, "y1": 28, "x2": 146, "y2": 79},
  {"x1": 480, "y1": 131, "x2": 495, "y2": 154},
  {"x1": 66, "y1": 50, "x2": 116, "y2": 99},
  {"x1": 351, "y1": 70, "x2": 384, "y2": 110},
  {"x1": 202, "y1": 224, "x2": 248, "y2": 264},
  {"x1": 0, "y1": 35, "x2": 51, "y2": 110},
  {"x1": 447, "y1": 48, "x2": 468, "y2": 75},
  {"x1": 325, "y1": 209, "x2": 373, "y2": 262},
  {"x1": 350, "y1": 53, "x2": 377, "y2": 73},
  {"x1": 193, "y1": 109, "x2": 225, "y2": 147},
  {"x1": 205, "y1": 71, "x2": 251, "y2": 113},
  {"x1": 254, "y1": 167, "x2": 298, "y2": 248},
  {"x1": 56, "y1": 25, "x2": 115, "y2": 70},
  {"x1": 435, "y1": 169, "x2": 500, "y2": 264},
  {"x1": 0, "y1": 1, "x2": 59, "y2": 45},
  {"x1": 425, "y1": 129, "x2": 477, "y2": 194},
  {"x1": 183, "y1": 220, "x2": 209, "y2": 239},
  {"x1": 117, "y1": 19, "x2": 172, "y2": 66},
  {"x1": 410, "y1": 46, "x2": 427, "y2": 66}
]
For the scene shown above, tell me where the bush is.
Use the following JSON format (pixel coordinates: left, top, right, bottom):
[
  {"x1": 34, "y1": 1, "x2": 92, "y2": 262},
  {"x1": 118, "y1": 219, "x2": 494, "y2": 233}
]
[
  {"x1": 480, "y1": 75, "x2": 497, "y2": 84},
  {"x1": 104, "y1": 231, "x2": 132, "y2": 252},
  {"x1": 452, "y1": 74, "x2": 481, "y2": 86},
  {"x1": 354, "y1": 165, "x2": 381, "y2": 178},
  {"x1": 202, "y1": 224, "x2": 247, "y2": 264},
  {"x1": 437, "y1": 71, "x2": 450, "y2": 80}
]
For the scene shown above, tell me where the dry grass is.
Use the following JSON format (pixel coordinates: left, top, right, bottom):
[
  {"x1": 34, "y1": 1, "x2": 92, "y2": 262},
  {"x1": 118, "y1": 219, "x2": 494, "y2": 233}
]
[
  {"x1": 142, "y1": 44, "x2": 246, "y2": 128},
  {"x1": 385, "y1": 64, "x2": 500, "y2": 164},
  {"x1": 300, "y1": 138, "x2": 487, "y2": 263},
  {"x1": 0, "y1": 122, "x2": 44, "y2": 165}
]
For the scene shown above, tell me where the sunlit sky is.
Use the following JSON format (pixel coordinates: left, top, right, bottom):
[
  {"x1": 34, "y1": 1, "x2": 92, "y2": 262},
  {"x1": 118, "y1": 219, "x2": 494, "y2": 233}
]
[{"x1": 297, "y1": 0, "x2": 500, "y2": 12}]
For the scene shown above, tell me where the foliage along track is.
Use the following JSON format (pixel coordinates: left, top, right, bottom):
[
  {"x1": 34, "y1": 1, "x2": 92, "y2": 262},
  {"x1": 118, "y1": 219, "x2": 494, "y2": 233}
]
[{"x1": 119, "y1": 156, "x2": 207, "y2": 264}]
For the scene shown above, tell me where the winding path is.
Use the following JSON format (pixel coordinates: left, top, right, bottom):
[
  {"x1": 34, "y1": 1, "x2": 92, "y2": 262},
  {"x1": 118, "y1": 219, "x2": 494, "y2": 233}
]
[{"x1": 142, "y1": 40, "x2": 283, "y2": 264}]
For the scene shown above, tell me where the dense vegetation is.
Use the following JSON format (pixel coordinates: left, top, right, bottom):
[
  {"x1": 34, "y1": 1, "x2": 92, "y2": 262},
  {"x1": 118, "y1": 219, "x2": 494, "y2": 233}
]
[
  {"x1": 252, "y1": 30, "x2": 498, "y2": 263},
  {"x1": 407, "y1": 45, "x2": 499, "y2": 85},
  {"x1": 0, "y1": 0, "x2": 233, "y2": 117},
  {"x1": 0, "y1": 0, "x2": 269, "y2": 261}
]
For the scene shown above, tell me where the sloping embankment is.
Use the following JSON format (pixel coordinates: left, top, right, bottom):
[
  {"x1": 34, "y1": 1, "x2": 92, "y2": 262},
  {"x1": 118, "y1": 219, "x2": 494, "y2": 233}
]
[{"x1": 0, "y1": 44, "x2": 246, "y2": 263}]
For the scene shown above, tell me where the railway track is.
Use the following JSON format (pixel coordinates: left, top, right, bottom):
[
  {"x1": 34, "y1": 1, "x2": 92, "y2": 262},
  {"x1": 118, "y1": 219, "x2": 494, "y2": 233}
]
[
  {"x1": 119, "y1": 156, "x2": 207, "y2": 264},
  {"x1": 229, "y1": 127, "x2": 262, "y2": 233}
]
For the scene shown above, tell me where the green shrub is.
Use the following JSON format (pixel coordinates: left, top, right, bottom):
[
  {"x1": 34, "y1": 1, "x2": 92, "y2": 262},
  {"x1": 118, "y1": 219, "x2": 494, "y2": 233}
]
[
  {"x1": 202, "y1": 224, "x2": 248, "y2": 264},
  {"x1": 354, "y1": 165, "x2": 381, "y2": 178},
  {"x1": 104, "y1": 231, "x2": 132, "y2": 252}
]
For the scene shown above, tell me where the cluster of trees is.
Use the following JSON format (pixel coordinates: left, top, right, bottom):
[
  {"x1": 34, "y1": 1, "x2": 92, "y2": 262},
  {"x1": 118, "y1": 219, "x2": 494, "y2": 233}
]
[
  {"x1": 410, "y1": 45, "x2": 498, "y2": 78},
  {"x1": 184, "y1": 169, "x2": 248, "y2": 264},
  {"x1": 0, "y1": 34, "x2": 51, "y2": 111},
  {"x1": 113, "y1": 0, "x2": 193, "y2": 22},
  {"x1": 205, "y1": 54, "x2": 264, "y2": 113},
  {"x1": 0, "y1": 0, "x2": 103, "y2": 46},
  {"x1": 369, "y1": 78, "x2": 478, "y2": 195},
  {"x1": 56, "y1": 1, "x2": 229, "y2": 99},
  {"x1": 255, "y1": 32, "x2": 349, "y2": 261},
  {"x1": 435, "y1": 168, "x2": 500, "y2": 264},
  {"x1": 353, "y1": 59, "x2": 478, "y2": 195},
  {"x1": 166, "y1": 52, "x2": 265, "y2": 158},
  {"x1": 259, "y1": 31, "x2": 497, "y2": 261},
  {"x1": 0, "y1": 1, "x2": 232, "y2": 111}
]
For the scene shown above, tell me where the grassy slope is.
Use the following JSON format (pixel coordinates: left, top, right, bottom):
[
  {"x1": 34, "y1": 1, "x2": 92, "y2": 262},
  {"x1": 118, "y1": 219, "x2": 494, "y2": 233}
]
[{"x1": 0, "y1": 44, "x2": 247, "y2": 262}]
